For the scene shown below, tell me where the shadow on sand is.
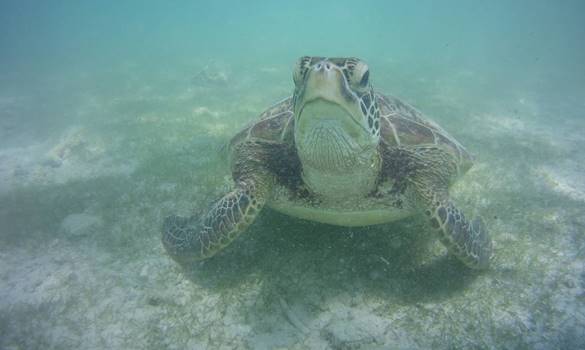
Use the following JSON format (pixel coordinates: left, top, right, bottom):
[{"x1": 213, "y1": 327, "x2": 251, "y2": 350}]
[{"x1": 174, "y1": 208, "x2": 482, "y2": 312}]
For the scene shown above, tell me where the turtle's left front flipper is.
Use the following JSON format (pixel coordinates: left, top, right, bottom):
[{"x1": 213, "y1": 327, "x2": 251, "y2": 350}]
[
  {"x1": 422, "y1": 194, "x2": 492, "y2": 269},
  {"x1": 387, "y1": 145, "x2": 492, "y2": 269}
]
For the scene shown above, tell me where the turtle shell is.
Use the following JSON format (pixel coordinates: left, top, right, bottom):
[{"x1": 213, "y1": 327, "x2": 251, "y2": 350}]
[
  {"x1": 228, "y1": 93, "x2": 473, "y2": 173},
  {"x1": 228, "y1": 97, "x2": 294, "y2": 152},
  {"x1": 376, "y1": 93, "x2": 473, "y2": 173}
]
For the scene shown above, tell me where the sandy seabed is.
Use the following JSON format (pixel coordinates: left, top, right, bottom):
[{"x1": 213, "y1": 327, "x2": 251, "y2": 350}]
[{"x1": 1, "y1": 65, "x2": 584, "y2": 349}]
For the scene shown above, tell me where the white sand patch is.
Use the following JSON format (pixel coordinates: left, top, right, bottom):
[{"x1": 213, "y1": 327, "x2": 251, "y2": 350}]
[
  {"x1": 0, "y1": 126, "x2": 135, "y2": 193},
  {"x1": 473, "y1": 112, "x2": 528, "y2": 134},
  {"x1": 192, "y1": 106, "x2": 222, "y2": 118},
  {"x1": 536, "y1": 163, "x2": 585, "y2": 202}
]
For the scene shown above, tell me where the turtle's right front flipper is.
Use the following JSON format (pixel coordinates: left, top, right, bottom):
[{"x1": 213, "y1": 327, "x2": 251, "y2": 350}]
[
  {"x1": 162, "y1": 180, "x2": 267, "y2": 263},
  {"x1": 162, "y1": 140, "x2": 275, "y2": 264}
]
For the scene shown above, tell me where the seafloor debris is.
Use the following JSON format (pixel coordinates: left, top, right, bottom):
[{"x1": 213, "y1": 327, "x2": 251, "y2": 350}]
[
  {"x1": 46, "y1": 127, "x2": 105, "y2": 165},
  {"x1": 191, "y1": 62, "x2": 230, "y2": 87},
  {"x1": 278, "y1": 294, "x2": 310, "y2": 334}
]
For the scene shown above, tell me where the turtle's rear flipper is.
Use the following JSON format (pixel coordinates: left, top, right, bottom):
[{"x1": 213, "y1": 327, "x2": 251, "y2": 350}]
[
  {"x1": 162, "y1": 181, "x2": 267, "y2": 263},
  {"x1": 427, "y1": 200, "x2": 492, "y2": 269}
]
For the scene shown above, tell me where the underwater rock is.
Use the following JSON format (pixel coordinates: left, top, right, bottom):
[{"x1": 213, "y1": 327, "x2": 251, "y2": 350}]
[
  {"x1": 321, "y1": 316, "x2": 383, "y2": 349},
  {"x1": 41, "y1": 158, "x2": 62, "y2": 168},
  {"x1": 60, "y1": 213, "x2": 103, "y2": 237},
  {"x1": 47, "y1": 127, "x2": 105, "y2": 163}
]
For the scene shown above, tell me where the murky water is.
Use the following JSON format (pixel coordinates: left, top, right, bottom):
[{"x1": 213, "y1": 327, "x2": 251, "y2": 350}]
[{"x1": 1, "y1": 1, "x2": 584, "y2": 349}]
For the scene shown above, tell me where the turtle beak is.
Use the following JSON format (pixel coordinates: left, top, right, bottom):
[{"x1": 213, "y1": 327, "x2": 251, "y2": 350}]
[
  {"x1": 298, "y1": 60, "x2": 364, "y2": 125},
  {"x1": 303, "y1": 60, "x2": 351, "y2": 105}
]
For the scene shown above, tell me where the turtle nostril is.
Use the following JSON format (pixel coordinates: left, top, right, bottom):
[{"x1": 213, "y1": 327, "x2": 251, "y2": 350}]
[{"x1": 314, "y1": 62, "x2": 332, "y2": 71}]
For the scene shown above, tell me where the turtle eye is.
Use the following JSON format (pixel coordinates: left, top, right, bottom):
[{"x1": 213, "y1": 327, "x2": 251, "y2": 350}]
[
  {"x1": 359, "y1": 70, "x2": 370, "y2": 87},
  {"x1": 293, "y1": 56, "x2": 310, "y2": 85},
  {"x1": 349, "y1": 61, "x2": 370, "y2": 89}
]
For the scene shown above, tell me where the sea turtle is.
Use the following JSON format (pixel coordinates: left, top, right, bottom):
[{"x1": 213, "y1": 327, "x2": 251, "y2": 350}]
[{"x1": 162, "y1": 56, "x2": 492, "y2": 269}]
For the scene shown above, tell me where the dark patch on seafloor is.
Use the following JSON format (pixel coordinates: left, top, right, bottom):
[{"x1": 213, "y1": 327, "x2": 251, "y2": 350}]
[{"x1": 176, "y1": 207, "x2": 480, "y2": 305}]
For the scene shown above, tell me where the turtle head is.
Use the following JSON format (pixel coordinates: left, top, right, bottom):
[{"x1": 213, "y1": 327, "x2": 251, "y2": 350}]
[{"x1": 292, "y1": 56, "x2": 380, "y2": 150}]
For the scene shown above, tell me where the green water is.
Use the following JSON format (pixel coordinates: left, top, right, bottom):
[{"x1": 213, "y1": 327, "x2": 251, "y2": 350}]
[{"x1": 1, "y1": 1, "x2": 584, "y2": 349}]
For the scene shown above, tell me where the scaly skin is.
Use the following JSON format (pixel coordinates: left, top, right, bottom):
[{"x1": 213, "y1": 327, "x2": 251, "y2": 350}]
[
  {"x1": 426, "y1": 197, "x2": 491, "y2": 269},
  {"x1": 385, "y1": 144, "x2": 492, "y2": 269},
  {"x1": 162, "y1": 141, "x2": 273, "y2": 263}
]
